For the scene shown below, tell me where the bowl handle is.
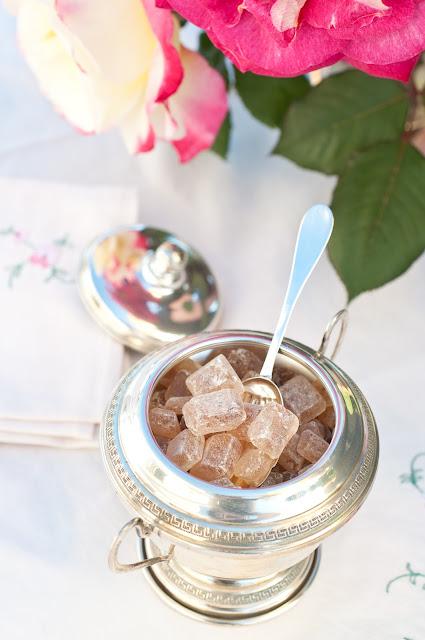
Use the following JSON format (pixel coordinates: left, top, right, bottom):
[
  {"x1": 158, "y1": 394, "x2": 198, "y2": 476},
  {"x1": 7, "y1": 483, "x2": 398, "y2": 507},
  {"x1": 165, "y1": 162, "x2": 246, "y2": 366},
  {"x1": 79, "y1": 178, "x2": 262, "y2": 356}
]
[
  {"x1": 315, "y1": 308, "x2": 348, "y2": 361},
  {"x1": 108, "y1": 517, "x2": 174, "y2": 573}
]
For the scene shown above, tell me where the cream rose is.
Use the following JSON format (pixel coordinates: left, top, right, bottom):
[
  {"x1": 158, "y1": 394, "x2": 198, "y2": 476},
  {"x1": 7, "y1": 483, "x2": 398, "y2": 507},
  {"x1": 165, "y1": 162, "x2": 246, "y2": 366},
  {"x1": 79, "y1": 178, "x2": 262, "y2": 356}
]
[{"x1": 6, "y1": 0, "x2": 227, "y2": 161}]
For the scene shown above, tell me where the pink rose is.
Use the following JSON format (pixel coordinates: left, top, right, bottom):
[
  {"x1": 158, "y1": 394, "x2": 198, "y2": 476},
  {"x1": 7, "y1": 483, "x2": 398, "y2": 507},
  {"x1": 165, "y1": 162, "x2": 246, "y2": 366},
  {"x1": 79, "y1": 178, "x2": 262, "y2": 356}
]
[
  {"x1": 6, "y1": 0, "x2": 227, "y2": 161},
  {"x1": 160, "y1": 0, "x2": 425, "y2": 81}
]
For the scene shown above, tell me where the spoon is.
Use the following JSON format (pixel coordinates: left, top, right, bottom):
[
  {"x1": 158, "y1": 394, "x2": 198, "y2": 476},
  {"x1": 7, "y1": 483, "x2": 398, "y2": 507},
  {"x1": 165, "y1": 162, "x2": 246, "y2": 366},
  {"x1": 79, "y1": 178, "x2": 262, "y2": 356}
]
[{"x1": 243, "y1": 204, "x2": 334, "y2": 405}]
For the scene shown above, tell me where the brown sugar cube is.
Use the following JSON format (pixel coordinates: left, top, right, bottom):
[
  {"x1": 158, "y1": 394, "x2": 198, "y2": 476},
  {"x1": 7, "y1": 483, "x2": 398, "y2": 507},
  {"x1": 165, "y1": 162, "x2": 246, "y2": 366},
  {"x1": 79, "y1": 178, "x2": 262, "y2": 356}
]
[
  {"x1": 177, "y1": 358, "x2": 201, "y2": 374},
  {"x1": 226, "y1": 348, "x2": 263, "y2": 379},
  {"x1": 247, "y1": 403, "x2": 299, "y2": 459},
  {"x1": 280, "y1": 374, "x2": 326, "y2": 424},
  {"x1": 243, "y1": 369, "x2": 262, "y2": 381},
  {"x1": 149, "y1": 407, "x2": 180, "y2": 440},
  {"x1": 212, "y1": 477, "x2": 237, "y2": 488},
  {"x1": 318, "y1": 406, "x2": 336, "y2": 430},
  {"x1": 164, "y1": 370, "x2": 190, "y2": 401},
  {"x1": 191, "y1": 433, "x2": 243, "y2": 481},
  {"x1": 232, "y1": 447, "x2": 276, "y2": 488},
  {"x1": 313, "y1": 380, "x2": 333, "y2": 407},
  {"x1": 299, "y1": 419, "x2": 327, "y2": 439},
  {"x1": 159, "y1": 358, "x2": 201, "y2": 388},
  {"x1": 166, "y1": 430, "x2": 205, "y2": 471},
  {"x1": 156, "y1": 437, "x2": 169, "y2": 454},
  {"x1": 165, "y1": 396, "x2": 192, "y2": 415},
  {"x1": 298, "y1": 463, "x2": 313, "y2": 475},
  {"x1": 278, "y1": 433, "x2": 305, "y2": 473},
  {"x1": 183, "y1": 389, "x2": 246, "y2": 436},
  {"x1": 260, "y1": 469, "x2": 289, "y2": 487},
  {"x1": 150, "y1": 389, "x2": 166, "y2": 408},
  {"x1": 232, "y1": 403, "x2": 262, "y2": 441},
  {"x1": 272, "y1": 365, "x2": 295, "y2": 387},
  {"x1": 324, "y1": 427, "x2": 333, "y2": 443},
  {"x1": 280, "y1": 470, "x2": 297, "y2": 482},
  {"x1": 297, "y1": 429, "x2": 329, "y2": 464},
  {"x1": 186, "y1": 354, "x2": 243, "y2": 396}
]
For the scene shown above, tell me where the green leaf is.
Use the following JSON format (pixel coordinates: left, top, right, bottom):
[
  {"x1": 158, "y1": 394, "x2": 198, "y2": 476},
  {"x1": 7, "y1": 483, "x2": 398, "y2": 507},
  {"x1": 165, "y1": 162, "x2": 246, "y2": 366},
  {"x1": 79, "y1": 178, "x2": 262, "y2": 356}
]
[
  {"x1": 274, "y1": 70, "x2": 409, "y2": 174},
  {"x1": 328, "y1": 141, "x2": 425, "y2": 300},
  {"x1": 235, "y1": 69, "x2": 309, "y2": 128},
  {"x1": 199, "y1": 32, "x2": 230, "y2": 88},
  {"x1": 211, "y1": 113, "x2": 231, "y2": 158}
]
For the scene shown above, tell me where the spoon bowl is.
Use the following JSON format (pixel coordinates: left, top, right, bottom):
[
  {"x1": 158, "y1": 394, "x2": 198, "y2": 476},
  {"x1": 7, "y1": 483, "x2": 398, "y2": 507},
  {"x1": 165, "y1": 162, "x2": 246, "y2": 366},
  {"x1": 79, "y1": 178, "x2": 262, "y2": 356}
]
[{"x1": 242, "y1": 376, "x2": 282, "y2": 405}]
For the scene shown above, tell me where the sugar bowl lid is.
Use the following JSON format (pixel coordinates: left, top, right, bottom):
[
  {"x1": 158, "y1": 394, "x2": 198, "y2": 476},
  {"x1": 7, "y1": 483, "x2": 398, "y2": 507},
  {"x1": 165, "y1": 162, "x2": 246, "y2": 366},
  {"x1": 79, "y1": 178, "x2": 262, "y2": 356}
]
[{"x1": 79, "y1": 225, "x2": 220, "y2": 352}]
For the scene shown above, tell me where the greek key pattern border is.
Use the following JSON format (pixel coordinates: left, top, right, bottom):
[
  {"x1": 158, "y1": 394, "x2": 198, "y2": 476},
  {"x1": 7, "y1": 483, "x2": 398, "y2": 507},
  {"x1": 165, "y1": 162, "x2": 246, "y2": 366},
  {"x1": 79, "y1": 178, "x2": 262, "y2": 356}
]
[
  {"x1": 153, "y1": 548, "x2": 310, "y2": 605},
  {"x1": 102, "y1": 371, "x2": 378, "y2": 548}
]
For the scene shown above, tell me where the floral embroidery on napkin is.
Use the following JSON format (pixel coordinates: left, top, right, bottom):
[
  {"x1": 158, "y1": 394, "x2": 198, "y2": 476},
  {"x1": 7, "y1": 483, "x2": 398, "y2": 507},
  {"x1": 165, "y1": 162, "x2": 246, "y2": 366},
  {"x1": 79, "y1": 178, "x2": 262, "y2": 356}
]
[
  {"x1": 0, "y1": 227, "x2": 74, "y2": 288},
  {"x1": 386, "y1": 563, "x2": 425, "y2": 594},
  {"x1": 400, "y1": 452, "x2": 425, "y2": 498}
]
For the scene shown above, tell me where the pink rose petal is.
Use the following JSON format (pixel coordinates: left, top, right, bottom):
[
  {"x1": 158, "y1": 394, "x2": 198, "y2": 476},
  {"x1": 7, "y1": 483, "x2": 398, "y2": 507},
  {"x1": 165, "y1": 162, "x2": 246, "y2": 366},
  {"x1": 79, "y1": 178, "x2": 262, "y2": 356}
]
[
  {"x1": 142, "y1": 0, "x2": 183, "y2": 101},
  {"x1": 345, "y1": 53, "x2": 420, "y2": 81},
  {"x1": 342, "y1": 1, "x2": 425, "y2": 65},
  {"x1": 163, "y1": 0, "x2": 425, "y2": 80},
  {"x1": 169, "y1": 47, "x2": 228, "y2": 162},
  {"x1": 208, "y1": 16, "x2": 343, "y2": 76}
]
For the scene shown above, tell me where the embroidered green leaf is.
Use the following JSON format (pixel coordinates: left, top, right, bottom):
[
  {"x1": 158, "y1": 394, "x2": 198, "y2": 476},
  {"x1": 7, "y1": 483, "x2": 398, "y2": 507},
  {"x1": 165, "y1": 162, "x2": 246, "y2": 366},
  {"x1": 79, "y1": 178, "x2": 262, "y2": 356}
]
[
  {"x1": 0, "y1": 226, "x2": 15, "y2": 236},
  {"x1": 54, "y1": 234, "x2": 73, "y2": 248},
  {"x1": 400, "y1": 452, "x2": 425, "y2": 495},
  {"x1": 386, "y1": 563, "x2": 425, "y2": 594},
  {"x1": 45, "y1": 266, "x2": 73, "y2": 284},
  {"x1": 6, "y1": 262, "x2": 25, "y2": 288}
]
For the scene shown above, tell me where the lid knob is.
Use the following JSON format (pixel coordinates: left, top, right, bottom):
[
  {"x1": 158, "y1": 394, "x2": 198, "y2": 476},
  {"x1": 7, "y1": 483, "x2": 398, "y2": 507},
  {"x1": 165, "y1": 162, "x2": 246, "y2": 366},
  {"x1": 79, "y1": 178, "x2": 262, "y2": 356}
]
[
  {"x1": 142, "y1": 241, "x2": 188, "y2": 289},
  {"x1": 79, "y1": 225, "x2": 220, "y2": 352}
]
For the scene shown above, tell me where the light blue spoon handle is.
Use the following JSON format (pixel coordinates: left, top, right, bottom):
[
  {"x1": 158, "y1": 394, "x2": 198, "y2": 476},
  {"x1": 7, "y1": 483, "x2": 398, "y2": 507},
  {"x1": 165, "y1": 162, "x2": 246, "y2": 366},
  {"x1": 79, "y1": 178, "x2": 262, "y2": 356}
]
[{"x1": 261, "y1": 204, "x2": 334, "y2": 379}]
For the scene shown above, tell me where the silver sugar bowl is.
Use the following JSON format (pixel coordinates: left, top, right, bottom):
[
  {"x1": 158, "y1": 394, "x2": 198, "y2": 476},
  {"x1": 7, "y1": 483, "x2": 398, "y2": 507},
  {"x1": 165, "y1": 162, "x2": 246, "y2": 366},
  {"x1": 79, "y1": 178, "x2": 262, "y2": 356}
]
[{"x1": 101, "y1": 324, "x2": 379, "y2": 625}]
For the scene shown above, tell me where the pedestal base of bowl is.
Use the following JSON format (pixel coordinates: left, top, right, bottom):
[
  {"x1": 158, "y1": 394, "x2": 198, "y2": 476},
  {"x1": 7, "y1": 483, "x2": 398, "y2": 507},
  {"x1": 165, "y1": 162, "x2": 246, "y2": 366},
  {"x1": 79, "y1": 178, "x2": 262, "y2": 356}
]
[{"x1": 138, "y1": 539, "x2": 321, "y2": 625}]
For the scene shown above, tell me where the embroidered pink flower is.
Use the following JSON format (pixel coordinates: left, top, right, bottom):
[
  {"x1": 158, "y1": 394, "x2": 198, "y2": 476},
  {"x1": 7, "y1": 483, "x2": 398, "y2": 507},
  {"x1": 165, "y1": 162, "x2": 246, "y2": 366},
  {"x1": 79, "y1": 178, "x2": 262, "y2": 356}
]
[
  {"x1": 161, "y1": 0, "x2": 425, "y2": 81},
  {"x1": 6, "y1": 0, "x2": 227, "y2": 161},
  {"x1": 29, "y1": 253, "x2": 50, "y2": 268}
]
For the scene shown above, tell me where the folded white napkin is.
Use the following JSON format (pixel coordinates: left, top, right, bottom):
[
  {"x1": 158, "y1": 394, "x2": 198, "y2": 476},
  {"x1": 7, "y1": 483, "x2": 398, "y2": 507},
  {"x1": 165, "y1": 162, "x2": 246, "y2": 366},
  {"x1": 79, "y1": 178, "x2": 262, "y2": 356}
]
[{"x1": 0, "y1": 178, "x2": 138, "y2": 447}]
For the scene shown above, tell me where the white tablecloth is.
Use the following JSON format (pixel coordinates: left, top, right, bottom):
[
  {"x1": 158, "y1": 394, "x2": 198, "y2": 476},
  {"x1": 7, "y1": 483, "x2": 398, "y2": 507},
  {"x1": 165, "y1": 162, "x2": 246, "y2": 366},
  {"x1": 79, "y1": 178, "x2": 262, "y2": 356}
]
[{"x1": 1, "y1": 8, "x2": 424, "y2": 639}]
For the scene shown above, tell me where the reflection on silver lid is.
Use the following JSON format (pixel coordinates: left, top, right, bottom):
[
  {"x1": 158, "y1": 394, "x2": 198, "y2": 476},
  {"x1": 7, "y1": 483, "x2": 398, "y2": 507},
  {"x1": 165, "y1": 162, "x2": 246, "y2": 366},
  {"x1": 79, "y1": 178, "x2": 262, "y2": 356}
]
[{"x1": 78, "y1": 225, "x2": 220, "y2": 352}]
